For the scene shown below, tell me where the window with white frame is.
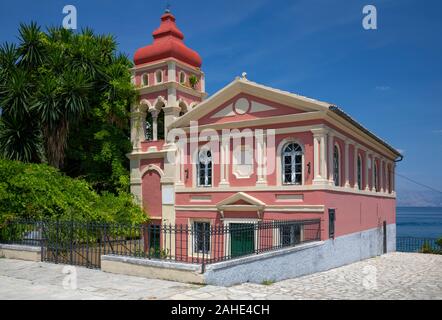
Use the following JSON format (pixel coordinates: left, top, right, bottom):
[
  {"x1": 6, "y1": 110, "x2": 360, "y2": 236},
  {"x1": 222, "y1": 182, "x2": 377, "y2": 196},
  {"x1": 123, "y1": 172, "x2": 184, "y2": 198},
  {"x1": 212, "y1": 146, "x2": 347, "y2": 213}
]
[
  {"x1": 141, "y1": 73, "x2": 149, "y2": 87},
  {"x1": 197, "y1": 149, "x2": 212, "y2": 187},
  {"x1": 279, "y1": 223, "x2": 301, "y2": 246},
  {"x1": 333, "y1": 145, "x2": 340, "y2": 186},
  {"x1": 357, "y1": 155, "x2": 363, "y2": 190},
  {"x1": 155, "y1": 70, "x2": 163, "y2": 84},
  {"x1": 193, "y1": 221, "x2": 210, "y2": 254},
  {"x1": 282, "y1": 142, "x2": 303, "y2": 185}
]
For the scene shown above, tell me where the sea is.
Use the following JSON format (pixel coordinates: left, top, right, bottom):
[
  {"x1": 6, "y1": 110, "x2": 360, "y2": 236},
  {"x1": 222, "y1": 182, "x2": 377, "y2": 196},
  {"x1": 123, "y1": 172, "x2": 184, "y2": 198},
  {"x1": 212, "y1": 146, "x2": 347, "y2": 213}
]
[{"x1": 397, "y1": 207, "x2": 442, "y2": 239}]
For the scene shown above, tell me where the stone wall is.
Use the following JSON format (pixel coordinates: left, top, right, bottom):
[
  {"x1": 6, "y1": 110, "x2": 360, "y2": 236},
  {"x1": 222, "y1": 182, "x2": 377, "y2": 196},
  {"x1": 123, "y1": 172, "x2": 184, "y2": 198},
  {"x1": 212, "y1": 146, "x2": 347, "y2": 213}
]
[{"x1": 0, "y1": 244, "x2": 41, "y2": 262}]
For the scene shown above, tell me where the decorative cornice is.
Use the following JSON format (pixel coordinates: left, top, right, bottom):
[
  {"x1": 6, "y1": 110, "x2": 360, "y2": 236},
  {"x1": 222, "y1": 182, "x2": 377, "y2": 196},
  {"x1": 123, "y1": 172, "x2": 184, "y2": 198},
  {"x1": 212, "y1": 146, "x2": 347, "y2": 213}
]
[
  {"x1": 137, "y1": 81, "x2": 207, "y2": 99},
  {"x1": 174, "y1": 184, "x2": 396, "y2": 199}
]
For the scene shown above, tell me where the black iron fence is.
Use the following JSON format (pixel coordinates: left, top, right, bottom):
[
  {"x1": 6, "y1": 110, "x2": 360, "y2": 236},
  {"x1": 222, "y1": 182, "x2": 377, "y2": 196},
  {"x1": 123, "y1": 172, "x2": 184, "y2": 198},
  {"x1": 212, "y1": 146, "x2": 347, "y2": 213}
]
[
  {"x1": 0, "y1": 219, "x2": 321, "y2": 269},
  {"x1": 396, "y1": 237, "x2": 441, "y2": 254}
]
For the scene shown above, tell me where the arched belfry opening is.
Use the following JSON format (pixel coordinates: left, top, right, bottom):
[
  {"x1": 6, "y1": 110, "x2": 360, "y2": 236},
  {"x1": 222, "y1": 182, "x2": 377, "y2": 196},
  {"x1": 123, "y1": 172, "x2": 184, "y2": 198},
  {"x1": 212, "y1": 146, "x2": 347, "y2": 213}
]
[{"x1": 145, "y1": 98, "x2": 166, "y2": 141}]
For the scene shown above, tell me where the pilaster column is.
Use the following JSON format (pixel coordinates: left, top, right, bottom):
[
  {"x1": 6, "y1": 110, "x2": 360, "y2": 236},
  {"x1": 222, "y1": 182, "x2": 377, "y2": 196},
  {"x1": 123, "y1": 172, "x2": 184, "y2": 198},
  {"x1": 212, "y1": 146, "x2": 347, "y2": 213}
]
[
  {"x1": 255, "y1": 130, "x2": 267, "y2": 186},
  {"x1": 130, "y1": 105, "x2": 147, "y2": 151},
  {"x1": 354, "y1": 144, "x2": 359, "y2": 189},
  {"x1": 313, "y1": 135, "x2": 320, "y2": 181},
  {"x1": 175, "y1": 145, "x2": 185, "y2": 187},
  {"x1": 167, "y1": 61, "x2": 176, "y2": 82},
  {"x1": 200, "y1": 74, "x2": 206, "y2": 92},
  {"x1": 381, "y1": 159, "x2": 385, "y2": 193},
  {"x1": 150, "y1": 109, "x2": 159, "y2": 141},
  {"x1": 344, "y1": 140, "x2": 351, "y2": 188},
  {"x1": 219, "y1": 134, "x2": 230, "y2": 187},
  {"x1": 130, "y1": 158, "x2": 142, "y2": 205},
  {"x1": 372, "y1": 155, "x2": 376, "y2": 192},
  {"x1": 311, "y1": 128, "x2": 329, "y2": 185},
  {"x1": 379, "y1": 157, "x2": 383, "y2": 193},
  {"x1": 365, "y1": 150, "x2": 370, "y2": 191},
  {"x1": 163, "y1": 105, "x2": 181, "y2": 140},
  {"x1": 392, "y1": 163, "x2": 396, "y2": 195}
]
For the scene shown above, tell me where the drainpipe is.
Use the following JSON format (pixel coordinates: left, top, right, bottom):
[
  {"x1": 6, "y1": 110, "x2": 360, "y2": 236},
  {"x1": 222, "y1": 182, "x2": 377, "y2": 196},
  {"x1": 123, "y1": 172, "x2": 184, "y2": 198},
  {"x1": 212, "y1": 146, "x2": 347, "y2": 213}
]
[{"x1": 394, "y1": 154, "x2": 404, "y2": 163}]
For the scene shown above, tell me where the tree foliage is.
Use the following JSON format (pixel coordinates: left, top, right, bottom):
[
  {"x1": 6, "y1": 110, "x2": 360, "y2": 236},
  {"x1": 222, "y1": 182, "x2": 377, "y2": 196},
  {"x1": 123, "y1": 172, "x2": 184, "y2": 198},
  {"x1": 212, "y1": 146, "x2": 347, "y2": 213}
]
[
  {"x1": 0, "y1": 159, "x2": 146, "y2": 224},
  {"x1": 0, "y1": 23, "x2": 136, "y2": 194}
]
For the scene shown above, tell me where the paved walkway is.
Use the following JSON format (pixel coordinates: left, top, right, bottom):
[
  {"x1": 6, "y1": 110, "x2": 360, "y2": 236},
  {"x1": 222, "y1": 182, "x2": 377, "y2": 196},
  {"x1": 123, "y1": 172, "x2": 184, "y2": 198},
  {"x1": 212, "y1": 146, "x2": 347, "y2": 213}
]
[{"x1": 0, "y1": 252, "x2": 441, "y2": 300}]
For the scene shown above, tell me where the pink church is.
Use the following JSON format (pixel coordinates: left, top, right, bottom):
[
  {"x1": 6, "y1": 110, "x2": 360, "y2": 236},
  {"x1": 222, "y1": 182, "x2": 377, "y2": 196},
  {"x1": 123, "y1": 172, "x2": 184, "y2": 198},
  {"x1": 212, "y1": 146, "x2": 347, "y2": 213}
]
[{"x1": 127, "y1": 10, "x2": 401, "y2": 272}]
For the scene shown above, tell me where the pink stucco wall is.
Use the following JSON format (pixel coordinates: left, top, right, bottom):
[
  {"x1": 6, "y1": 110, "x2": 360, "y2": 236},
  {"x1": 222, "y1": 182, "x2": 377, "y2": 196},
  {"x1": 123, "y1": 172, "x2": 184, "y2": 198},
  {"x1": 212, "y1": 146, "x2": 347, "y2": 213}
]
[
  {"x1": 137, "y1": 91, "x2": 397, "y2": 246},
  {"x1": 142, "y1": 169, "x2": 162, "y2": 217},
  {"x1": 198, "y1": 93, "x2": 305, "y2": 126},
  {"x1": 135, "y1": 65, "x2": 168, "y2": 87}
]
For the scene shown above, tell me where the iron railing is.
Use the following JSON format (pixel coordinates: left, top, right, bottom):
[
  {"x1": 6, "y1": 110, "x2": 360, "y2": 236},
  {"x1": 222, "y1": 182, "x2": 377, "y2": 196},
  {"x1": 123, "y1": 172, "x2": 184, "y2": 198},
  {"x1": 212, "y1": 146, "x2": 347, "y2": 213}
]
[
  {"x1": 0, "y1": 219, "x2": 321, "y2": 269},
  {"x1": 396, "y1": 236, "x2": 441, "y2": 253}
]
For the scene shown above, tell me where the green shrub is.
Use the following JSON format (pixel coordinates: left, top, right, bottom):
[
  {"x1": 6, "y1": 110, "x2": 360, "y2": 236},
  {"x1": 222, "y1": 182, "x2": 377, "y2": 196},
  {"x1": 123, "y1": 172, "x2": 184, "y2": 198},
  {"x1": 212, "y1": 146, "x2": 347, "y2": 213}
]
[
  {"x1": 0, "y1": 159, "x2": 147, "y2": 224},
  {"x1": 420, "y1": 241, "x2": 434, "y2": 254}
]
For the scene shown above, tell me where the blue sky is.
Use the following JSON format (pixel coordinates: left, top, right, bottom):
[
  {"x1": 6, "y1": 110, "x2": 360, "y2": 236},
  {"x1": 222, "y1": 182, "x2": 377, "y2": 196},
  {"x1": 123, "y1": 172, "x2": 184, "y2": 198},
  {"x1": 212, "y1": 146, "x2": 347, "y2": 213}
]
[{"x1": 1, "y1": 0, "x2": 441, "y2": 193}]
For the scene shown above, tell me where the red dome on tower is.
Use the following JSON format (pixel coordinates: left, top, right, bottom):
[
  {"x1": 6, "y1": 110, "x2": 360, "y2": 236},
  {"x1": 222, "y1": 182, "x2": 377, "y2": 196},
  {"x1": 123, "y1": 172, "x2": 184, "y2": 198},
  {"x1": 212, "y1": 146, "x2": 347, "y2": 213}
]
[{"x1": 134, "y1": 11, "x2": 202, "y2": 68}]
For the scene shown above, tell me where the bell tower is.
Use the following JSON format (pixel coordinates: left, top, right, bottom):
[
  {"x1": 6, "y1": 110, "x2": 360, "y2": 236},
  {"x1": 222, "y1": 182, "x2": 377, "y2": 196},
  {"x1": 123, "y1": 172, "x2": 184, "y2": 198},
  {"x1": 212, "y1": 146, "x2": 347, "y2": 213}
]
[
  {"x1": 129, "y1": 10, "x2": 206, "y2": 226},
  {"x1": 131, "y1": 9, "x2": 206, "y2": 150}
]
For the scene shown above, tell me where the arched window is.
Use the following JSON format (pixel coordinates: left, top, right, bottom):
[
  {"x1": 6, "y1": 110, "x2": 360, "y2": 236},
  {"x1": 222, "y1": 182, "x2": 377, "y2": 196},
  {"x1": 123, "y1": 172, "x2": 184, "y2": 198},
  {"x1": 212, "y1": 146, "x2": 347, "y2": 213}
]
[
  {"x1": 197, "y1": 149, "x2": 212, "y2": 187},
  {"x1": 155, "y1": 70, "x2": 163, "y2": 84},
  {"x1": 357, "y1": 155, "x2": 362, "y2": 190},
  {"x1": 179, "y1": 71, "x2": 186, "y2": 84},
  {"x1": 374, "y1": 162, "x2": 379, "y2": 192},
  {"x1": 333, "y1": 145, "x2": 340, "y2": 186},
  {"x1": 157, "y1": 109, "x2": 165, "y2": 140},
  {"x1": 282, "y1": 142, "x2": 303, "y2": 185},
  {"x1": 145, "y1": 112, "x2": 153, "y2": 140},
  {"x1": 141, "y1": 73, "x2": 149, "y2": 87}
]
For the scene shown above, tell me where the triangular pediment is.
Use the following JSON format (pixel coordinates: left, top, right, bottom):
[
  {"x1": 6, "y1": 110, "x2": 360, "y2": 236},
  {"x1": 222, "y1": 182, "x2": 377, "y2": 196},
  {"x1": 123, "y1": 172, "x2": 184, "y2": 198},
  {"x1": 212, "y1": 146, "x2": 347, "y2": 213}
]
[
  {"x1": 169, "y1": 78, "x2": 331, "y2": 129},
  {"x1": 216, "y1": 192, "x2": 265, "y2": 209}
]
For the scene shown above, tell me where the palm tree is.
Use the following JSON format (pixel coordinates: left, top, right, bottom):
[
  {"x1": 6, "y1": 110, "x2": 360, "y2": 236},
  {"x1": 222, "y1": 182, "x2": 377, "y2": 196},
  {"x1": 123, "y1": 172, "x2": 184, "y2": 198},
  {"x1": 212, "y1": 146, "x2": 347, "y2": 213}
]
[
  {"x1": 0, "y1": 40, "x2": 41, "y2": 162},
  {"x1": 0, "y1": 24, "x2": 93, "y2": 168},
  {"x1": 0, "y1": 22, "x2": 135, "y2": 192},
  {"x1": 33, "y1": 70, "x2": 92, "y2": 168}
]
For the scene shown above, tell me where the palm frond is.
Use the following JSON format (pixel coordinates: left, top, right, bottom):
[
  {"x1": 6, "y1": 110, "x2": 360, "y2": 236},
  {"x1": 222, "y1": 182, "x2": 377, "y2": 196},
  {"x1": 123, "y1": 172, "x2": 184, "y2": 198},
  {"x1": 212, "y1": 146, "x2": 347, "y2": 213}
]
[
  {"x1": 0, "y1": 114, "x2": 41, "y2": 162},
  {"x1": 17, "y1": 22, "x2": 45, "y2": 68}
]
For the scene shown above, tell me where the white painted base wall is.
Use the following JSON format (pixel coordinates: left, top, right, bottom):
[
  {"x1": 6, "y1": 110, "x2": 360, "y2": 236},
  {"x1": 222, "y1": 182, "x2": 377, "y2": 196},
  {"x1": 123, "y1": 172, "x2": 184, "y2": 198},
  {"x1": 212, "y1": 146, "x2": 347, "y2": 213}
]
[
  {"x1": 100, "y1": 224, "x2": 395, "y2": 286},
  {"x1": 204, "y1": 224, "x2": 396, "y2": 286}
]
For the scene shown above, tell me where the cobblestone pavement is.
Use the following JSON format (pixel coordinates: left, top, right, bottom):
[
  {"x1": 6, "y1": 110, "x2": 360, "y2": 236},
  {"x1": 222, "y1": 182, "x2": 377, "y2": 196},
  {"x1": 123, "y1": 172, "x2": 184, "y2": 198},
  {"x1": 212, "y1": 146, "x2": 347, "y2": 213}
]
[{"x1": 1, "y1": 252, "x2": 441, "y2": 300}]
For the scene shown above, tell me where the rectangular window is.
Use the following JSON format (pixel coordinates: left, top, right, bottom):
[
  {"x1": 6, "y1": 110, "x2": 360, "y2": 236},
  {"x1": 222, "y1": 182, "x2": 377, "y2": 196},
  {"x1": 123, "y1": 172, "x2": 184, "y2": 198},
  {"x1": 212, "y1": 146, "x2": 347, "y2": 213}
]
[
  {"x1": 279, "y1": 223, "x2": 301, "y2": 246},
  {"x1": 329, "y1": 209, "x2": 336, "y2": 239},
  {"x1": 193, "y1": 222, "x2": 210, "y2": 254},
  {"x1": 197, "y1": 163, "x2": 212, "y2": 187}
]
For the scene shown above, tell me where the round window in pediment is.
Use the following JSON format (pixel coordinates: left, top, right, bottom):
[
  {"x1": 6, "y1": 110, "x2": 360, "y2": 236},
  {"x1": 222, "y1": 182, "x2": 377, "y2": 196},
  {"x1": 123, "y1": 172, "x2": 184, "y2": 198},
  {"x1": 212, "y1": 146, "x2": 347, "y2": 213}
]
[{"x1": 234, "y1": 98, "x2": 250, "y2": 115}]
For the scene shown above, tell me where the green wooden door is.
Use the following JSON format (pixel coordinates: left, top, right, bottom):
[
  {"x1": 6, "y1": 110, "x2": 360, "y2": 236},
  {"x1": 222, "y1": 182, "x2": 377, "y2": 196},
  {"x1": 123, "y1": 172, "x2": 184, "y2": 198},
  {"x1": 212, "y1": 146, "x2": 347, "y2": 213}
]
[{"x1": 230, "y1": 223, "x2": 255, "y2": 258}]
